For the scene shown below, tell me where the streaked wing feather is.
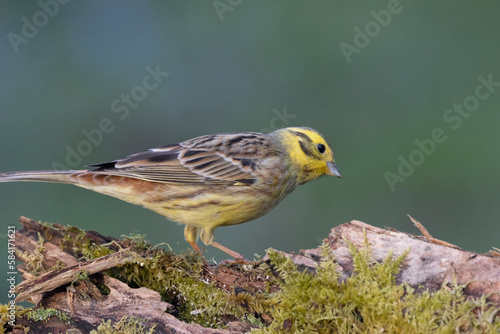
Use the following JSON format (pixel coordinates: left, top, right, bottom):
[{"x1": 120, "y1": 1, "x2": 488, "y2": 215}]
[{"x1": 87, "y1": 134, "x2": 268, "y2": 185}]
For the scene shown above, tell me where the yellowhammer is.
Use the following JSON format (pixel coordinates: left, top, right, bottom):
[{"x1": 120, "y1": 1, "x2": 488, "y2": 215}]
[{"x1": 0, "y1": 127, "x2": 341, "y2": 260}]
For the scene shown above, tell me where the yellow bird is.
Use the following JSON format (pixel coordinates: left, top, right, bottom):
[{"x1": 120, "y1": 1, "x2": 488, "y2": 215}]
[{"x1": 0, "y1": 127, "x2": 341, "y2": 260}]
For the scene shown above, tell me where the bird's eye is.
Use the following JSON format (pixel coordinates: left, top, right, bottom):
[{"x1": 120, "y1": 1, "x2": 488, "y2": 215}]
[{"x1": 317, "y1": 143, "x2": 326, "y2": 154}]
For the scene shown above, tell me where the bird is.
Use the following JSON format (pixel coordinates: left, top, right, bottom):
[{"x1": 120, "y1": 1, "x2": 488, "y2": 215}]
[{"x1": 0, "y1": 127, "x2": 341, "y2": 261}]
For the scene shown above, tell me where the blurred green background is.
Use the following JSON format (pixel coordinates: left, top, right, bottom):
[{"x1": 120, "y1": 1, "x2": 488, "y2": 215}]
[{"x1": 1, "y1": 1, "x2": 499, "y2": 302}]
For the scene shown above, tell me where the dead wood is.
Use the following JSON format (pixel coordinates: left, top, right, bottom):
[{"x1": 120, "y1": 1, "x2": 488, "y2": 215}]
[
  {"x1": 273, "y1": 219, "x2": 499, "y2": 307},
  {"x1": 15, "y1": 250, "x2": 137, "y2": 303},
  {"x1": 320, "y1": 220, "x2": 500, "y2": 304},
  {"x1": 11, "y1": 216, "x2": 500, "y2": 333}
]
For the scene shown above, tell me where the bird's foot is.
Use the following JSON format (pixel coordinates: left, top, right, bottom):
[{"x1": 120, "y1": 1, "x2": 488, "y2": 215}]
[{"x1": 217, "y1": 256, "x2": 250, "y2": 267}]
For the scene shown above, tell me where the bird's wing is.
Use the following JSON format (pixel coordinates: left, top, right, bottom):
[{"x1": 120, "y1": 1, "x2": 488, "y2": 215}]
[{"x1": 88, "y1": 133, "x2": 274, "y2": 186}]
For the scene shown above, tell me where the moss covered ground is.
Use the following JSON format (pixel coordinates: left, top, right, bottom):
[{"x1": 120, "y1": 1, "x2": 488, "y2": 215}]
[{"x1": 2, "y1": 223, "x2": 499, "y2": 333}]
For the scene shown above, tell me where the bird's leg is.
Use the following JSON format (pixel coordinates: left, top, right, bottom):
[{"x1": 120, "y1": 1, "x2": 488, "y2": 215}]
[
  {"x1": 187, "y1": 239, "x2": 202, "y2": 254},
  {"x1": 184, "y1": 225, "x2": 210, "y2": 265},
  {"x1": 199, "y1": 227, "x2": 249, "y2": 264},
  {"x1": 210, "y1": 241, "x2": 249, "y2": 264},
  {"x1": 186, "y1": 239, "x2": 211, "y2": 266}
]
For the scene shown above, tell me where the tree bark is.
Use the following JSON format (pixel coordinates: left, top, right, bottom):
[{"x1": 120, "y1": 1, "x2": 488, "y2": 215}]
[{"x1": 11, "y1": 216, "x2": 500, "y2": 333}]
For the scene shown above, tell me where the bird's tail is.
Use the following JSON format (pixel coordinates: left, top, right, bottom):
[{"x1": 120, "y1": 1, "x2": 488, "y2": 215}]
[{"x1": 0, "y1": 170, "x2": 84, "y2": 184}]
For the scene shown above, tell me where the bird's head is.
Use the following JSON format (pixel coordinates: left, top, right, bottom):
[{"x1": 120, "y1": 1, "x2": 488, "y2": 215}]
[{"x1": 271, "y1": 127, "x2": 342, "y2": 185}]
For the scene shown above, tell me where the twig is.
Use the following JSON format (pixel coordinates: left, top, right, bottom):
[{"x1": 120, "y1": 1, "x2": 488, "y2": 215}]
[
  {"x1": 407, "y1": 214, "x2": 461, "y2": 249},
  {"x1": 16, "y1": 250, "x2": 137, "y2": 302}
]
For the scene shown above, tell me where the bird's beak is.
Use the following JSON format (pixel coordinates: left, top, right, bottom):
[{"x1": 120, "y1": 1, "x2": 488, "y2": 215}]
[{"x1": 326, "y1": 161, "x2": 342, "y2": 178}]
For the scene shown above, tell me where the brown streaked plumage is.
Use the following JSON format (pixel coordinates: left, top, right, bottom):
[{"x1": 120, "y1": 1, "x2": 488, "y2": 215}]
[{"x1": 0, "y1": 127, "x2": 341, "y2": 260}]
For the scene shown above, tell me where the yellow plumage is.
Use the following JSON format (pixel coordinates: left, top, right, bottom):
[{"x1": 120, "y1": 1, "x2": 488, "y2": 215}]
[{"x1": 0, "y1": 127, "x2": 341, "y2": 260}]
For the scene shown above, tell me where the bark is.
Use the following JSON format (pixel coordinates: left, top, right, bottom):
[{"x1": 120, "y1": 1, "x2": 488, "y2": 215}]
[
  {"x1": 11, "y1": 216, "x2": 500, "y2": 333},
  {"x1": 321, "y1": 220, "x2": 499, "y2": 305}
]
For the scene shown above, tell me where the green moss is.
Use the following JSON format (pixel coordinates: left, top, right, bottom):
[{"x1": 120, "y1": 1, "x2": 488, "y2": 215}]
[
  {"x1": 16, "y1": 232, "x2": 46, "y2": 276},
  {"x1": 121, "y1": 233, "x2": 151, "y2": 252},
  {"x1": 113, "y1": 247, "x2": 247, "y2": 328},
  {"x1": 91, "y1": 316, "x2": 156, "y2": 334},
  {"x1": 60, "y1": 226, "x2": 114, "y2": 261},
  {"x1": 23, "y1": 307, "x2": 71, "y2": 324},
  {"x1": 16, "y1": 223, "x2": 499, "y2": 332},
  {"x1": 0, "y1": 304, "x2": 20, "y2": 334},
  {"x1": 252, "y1": 240, "x2": 500, "y2": 333},
  {"x1": 71, "y1": 269, "x2": 89, "y2": 286},
  {"x1": 60, "y1": 230, "x2": 247, "y2": 328}
]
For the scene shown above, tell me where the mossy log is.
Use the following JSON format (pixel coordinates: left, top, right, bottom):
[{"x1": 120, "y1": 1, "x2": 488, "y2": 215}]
[{"x1": 7, "y1": 216, "x2": 500, "y2": 333}]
